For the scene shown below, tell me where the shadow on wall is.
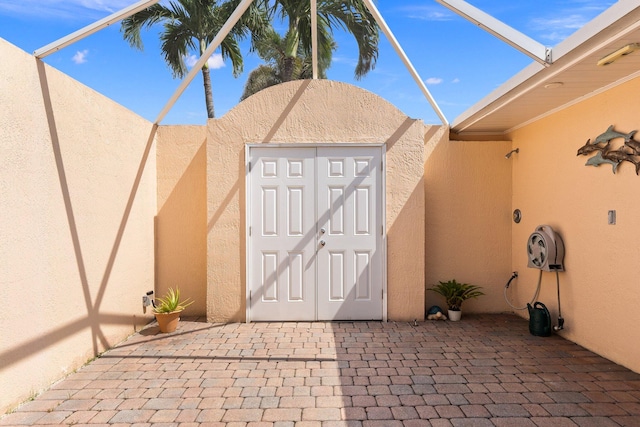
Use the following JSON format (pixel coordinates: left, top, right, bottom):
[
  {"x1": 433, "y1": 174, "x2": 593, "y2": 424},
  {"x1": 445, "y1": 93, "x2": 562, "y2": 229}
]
[
  {"x1": 262, "y1": 80, "x2": 311, "y2": 143},
  {"x1": 156, "y1": 139, "x2": 207, "y2": 316},
  {"x1": 384, "y1": 117, "x2": 420, "y2": 151},
  {"x1": 0, "y1": 61, "x2": 156, "y2": 374},
  {"x1": 204, "y1": 79, "x2": 428, "y2": 323},
  {"x1": 206, "y1": 148, "x2": 246, "y2": 323},
  {"x1": 386, "y1": 181, "x2": 425, "y2": 320},
  {"x1": 423, "y1": 129, "x2": 513, "y2": 313},
  {"x1": 385, "y1": 121, "x2": 428, "y2": 321}
]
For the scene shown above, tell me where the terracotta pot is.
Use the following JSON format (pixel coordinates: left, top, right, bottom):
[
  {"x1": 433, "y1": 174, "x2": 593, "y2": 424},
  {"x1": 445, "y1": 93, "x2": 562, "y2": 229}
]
[
  {"x1": 154, "y1": 311, "x2": 182, "y2": 333},
  {"x1": 448, "y1": 309, "x2": 462, "y2": 321}
]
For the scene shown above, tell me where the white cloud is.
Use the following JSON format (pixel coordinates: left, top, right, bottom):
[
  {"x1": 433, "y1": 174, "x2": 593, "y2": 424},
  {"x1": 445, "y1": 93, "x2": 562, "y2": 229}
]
[
  {"x1": 72, "y1": 49, "x2": 89, "y2": 64},
  {"x1": 0, "y1": 0, "x2": 133, "y2": 19},
  {"x1": 451, "y1": 78, "x2": 460, "y2": 84},
  {"x1": 531, "y1": 14, "x2": 587, "y2": 42},
  {"x1": 530, "y1": 1, "x2": 615, "y2": 42},
  {"x1": 207, "y1": 53, "x2": 225, "y2": 69},
  {"x1": 185, "y1": 53, "x2": 225, "y2": 70},
  {"x1": 399, "y1": 5, "x2": 454, "y2": 22},
  {"x1": 425, "y1": 77, "x2": 443, "y2": 85},
  {"x1": 77, "y1": 0, "x2": 132, "y2": 13},
  {"x1": 332, "y1": 55, "x2": 358, "y2": 67}
]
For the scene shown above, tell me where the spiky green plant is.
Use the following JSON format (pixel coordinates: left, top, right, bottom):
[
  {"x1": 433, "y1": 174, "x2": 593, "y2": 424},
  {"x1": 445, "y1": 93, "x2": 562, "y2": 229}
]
[
  {"x1": 153, "y1": 287, "x2": 194, "y2": 313},
  {"x1": 428, "y1": 279, "x2": 484, "y2": 311}
]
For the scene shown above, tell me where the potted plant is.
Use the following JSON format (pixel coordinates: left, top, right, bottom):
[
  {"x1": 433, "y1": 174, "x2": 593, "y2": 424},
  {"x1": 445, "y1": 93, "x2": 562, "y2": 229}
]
[
  {"x1": 428, "y1": 279, "x2": 484, "y2": 321},
  {"x1": 153, "y1": 287, "x2": 193, "y2": 333}
]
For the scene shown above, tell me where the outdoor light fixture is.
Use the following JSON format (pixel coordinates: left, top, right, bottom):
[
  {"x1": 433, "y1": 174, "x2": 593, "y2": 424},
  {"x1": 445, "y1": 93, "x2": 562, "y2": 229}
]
[
  {"x1": 597, "y1": 43, "x2": 640, "y2": 66},
  {"x1": 544, "y1": 82, "x2": 564, "y2": 89}
]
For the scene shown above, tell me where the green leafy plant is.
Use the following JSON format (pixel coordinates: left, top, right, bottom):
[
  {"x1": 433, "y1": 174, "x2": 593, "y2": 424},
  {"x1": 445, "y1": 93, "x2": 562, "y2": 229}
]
[
  {"x1": 428, "y1": 279, "x2": 484, "y2": 311},
  {"x1": 153, "y1": 287, "x2": 193, "y2": 314}
]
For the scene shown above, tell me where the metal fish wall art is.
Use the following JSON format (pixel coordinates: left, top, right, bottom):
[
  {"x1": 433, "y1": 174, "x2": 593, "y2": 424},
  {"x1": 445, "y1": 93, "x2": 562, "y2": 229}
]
[
  {"x1": 577, "y1": 139, "x2": 609, "y2": 156},
  {"x1": 578, "y1": 125, "x2": 640, "y2": 175},
  {"x1": 585, "y1": 151, "x2": 619, "y2": 173},
  {"x1": 594, "y1": 125, "x2": 636, "y2": 144}
]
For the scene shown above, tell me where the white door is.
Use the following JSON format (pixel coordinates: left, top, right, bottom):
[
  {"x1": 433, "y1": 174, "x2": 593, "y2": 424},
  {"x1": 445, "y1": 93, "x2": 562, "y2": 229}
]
[
  {"x1": 248, "y1": 145, "x2": 384, "y2": 321},
  {"x1": 316, "y1": 147, "x2": 383, "y2": 320}
]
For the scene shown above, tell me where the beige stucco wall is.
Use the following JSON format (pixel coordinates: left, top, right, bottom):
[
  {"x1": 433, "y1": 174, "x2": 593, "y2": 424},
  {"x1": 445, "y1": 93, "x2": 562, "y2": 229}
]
[
  {"x1": 0, "y1": 38, "x2": 157, "y2": 413},
  {"x1": 156, "y1": 126, "x2": 207, "y2": 315},
  {"x1": 508, "y1": 76, "x2": 640, "y2": 373},
  {"x1": 424, "y1": 129, "x2": 513, "y2": 314},
  {"x1": 206, "y1": 80, "x2": 426, "y2": 322}
]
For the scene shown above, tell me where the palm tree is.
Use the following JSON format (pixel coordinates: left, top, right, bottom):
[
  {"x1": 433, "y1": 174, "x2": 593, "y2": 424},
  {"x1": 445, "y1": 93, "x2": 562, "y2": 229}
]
[
  {"x1": 121, "y1": 0, "x2": 269, "y2": 118},
  {"x1": 240, "y1": 28, "x2": 333, "y2": 100},
  {"x1": 260, "y1": 0, "x2": 379, "y2": 82}
]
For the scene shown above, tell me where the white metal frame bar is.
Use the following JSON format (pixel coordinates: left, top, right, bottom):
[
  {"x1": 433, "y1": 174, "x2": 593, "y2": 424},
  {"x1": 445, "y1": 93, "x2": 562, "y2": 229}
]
[
  {"x1": 34, "y1": 0, "x2": 160, "y2": 58},
  {"x1": 311, "y1": 0, "x2": 318, "y2": 79},
  {"x1": 35, "y1": 0, "x2": 451, "y2": 125},
  {"x1": 31, "y1": 0, "x2": 562, "y2": 126},
  {"x1": 155, "y1": 0, "x2": 255, "y2": 123},
  {"x1": 436, "y1": 0, "x2": 551, "y2": 65},
  {"x1": 361, "y1": 0, "x2": 449, "y2": 126}
]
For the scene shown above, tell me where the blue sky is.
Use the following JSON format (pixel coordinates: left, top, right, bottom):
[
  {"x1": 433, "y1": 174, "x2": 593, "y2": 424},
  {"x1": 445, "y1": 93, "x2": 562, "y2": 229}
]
[{"x1": 0, "y1": 0, "x2": 615, "y2": 125}]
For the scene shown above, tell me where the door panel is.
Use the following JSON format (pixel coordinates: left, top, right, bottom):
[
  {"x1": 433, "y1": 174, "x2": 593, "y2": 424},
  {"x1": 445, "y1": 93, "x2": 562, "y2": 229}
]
[
  {"x1": 248, "y1": 146, "x2": 383, "y2": 321},
  {"x1": 316, "y1": 147, "x2": 382, "y2": 320},
  {"x1": 249, "y1": 147, "x2": 316, "y2": 321}
]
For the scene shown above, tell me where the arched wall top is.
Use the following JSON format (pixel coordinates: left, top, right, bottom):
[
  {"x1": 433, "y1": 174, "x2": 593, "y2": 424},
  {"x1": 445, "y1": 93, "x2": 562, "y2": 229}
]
[
  {"x1": 214, "y1": 79, "x2": 417, "y2": 144},
  {"x1": 206, "y1": 78, "x2": 427, "y2": 323}
]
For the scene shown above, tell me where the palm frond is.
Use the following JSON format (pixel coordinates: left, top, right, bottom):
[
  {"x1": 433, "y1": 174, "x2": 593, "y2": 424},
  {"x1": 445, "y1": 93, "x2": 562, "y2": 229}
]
[
  {"x1": 265, "y1": 0, "x2": 379, "y2": 80},
  {"x1": 320, "y1": 0, "x2": 379, "y2": 79},
  {"x1": 120, "y1": 3, "x2": 174, "y2": 49},
  {"x1": 120, "y1": 0, "x2": 272, "y2": 119},
  {"x1": 160, "y1": 21, "x2": 194, "y2": 78}
]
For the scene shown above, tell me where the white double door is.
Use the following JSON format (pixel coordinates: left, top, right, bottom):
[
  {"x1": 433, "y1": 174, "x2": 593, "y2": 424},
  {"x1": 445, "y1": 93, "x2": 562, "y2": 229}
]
[{"x1": 248, "y1": 145, "x2": 384, "y2": 321}]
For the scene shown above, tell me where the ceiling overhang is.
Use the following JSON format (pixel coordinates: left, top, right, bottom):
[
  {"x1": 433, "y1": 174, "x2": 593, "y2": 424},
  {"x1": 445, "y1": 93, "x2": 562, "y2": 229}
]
[{"x1": 451, "y1": 0, "x2": 640, "y2": 138}]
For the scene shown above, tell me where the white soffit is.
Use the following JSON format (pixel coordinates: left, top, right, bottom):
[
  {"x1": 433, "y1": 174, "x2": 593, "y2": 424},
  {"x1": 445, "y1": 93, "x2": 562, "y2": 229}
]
[{"x1": 451, "y1": 0, "x2": 640, "y2": 136}]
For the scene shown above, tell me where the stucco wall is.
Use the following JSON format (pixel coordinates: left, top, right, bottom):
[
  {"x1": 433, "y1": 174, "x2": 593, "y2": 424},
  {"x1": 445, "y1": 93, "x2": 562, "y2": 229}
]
[
  {"x1": 156, "y1": 126, "x2": 207, "y2": 315},
  {"x1": 508, "y1": 76, "x2": 640, "y2": 373},
  {"x1": 206, "y1": 80, "x2": 426, "y2": 322},
  {"x1": 424, "y1": 129, "x2": 513, "y2": 314},
  {"x1": 0, "y1": 38, "x2": 157, "y2": 413}
]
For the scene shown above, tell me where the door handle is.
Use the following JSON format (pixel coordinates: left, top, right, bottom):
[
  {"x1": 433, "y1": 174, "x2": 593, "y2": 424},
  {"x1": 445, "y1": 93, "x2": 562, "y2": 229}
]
[
  {"x1": 319, "y1": 240, "x2": 326, "y2": 247},
  {"x1": 320, "y1": 227, "x2": 326, "y2": 234}
]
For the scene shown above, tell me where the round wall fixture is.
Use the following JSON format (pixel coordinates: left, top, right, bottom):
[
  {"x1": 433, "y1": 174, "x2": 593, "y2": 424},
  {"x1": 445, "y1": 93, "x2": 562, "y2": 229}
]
[{"x1": 513, "y1": 209, "x2": 522, "y2": 223}]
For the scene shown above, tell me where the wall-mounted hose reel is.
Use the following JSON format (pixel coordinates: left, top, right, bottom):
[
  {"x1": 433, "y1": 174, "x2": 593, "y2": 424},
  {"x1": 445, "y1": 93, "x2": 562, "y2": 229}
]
[
  {"x1": 505, "y1": 225, "x2": 566, "y2": 333},
  {"x1": 527, "y1": 225, "x2": 565, "y2": 271}
]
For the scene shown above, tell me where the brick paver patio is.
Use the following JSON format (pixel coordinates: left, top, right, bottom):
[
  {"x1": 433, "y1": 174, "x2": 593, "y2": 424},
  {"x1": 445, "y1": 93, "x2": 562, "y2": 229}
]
[{"x1": 2, "y1": 314, "x2": 639, "y2": 426}]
